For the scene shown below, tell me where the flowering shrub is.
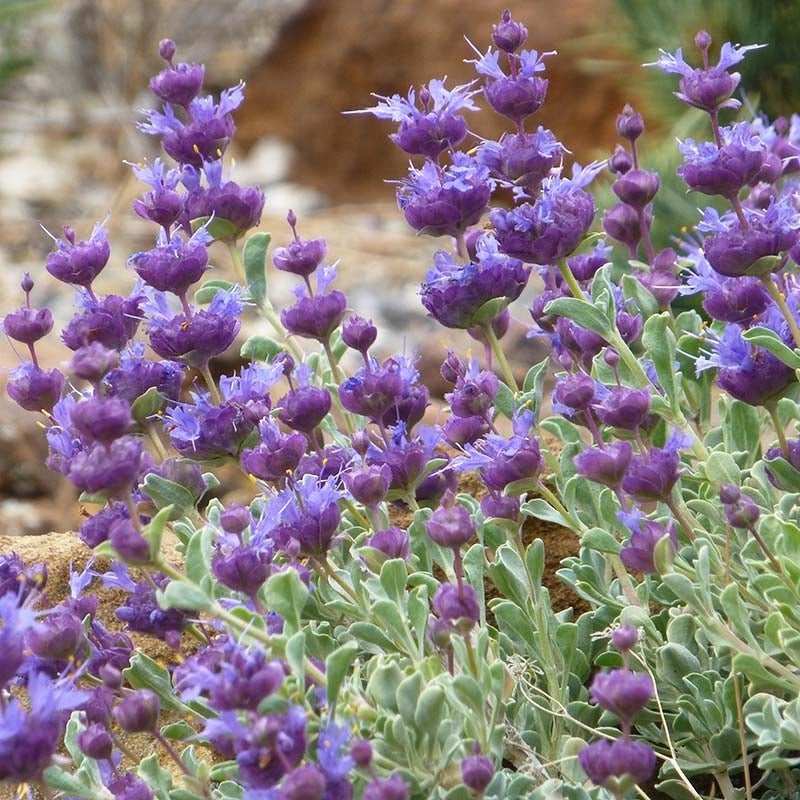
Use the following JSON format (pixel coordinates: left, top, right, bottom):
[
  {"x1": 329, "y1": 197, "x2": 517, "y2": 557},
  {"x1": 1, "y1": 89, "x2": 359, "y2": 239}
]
[{"x1": 5, "y1": 11, "x2": 800, "y2": 800}]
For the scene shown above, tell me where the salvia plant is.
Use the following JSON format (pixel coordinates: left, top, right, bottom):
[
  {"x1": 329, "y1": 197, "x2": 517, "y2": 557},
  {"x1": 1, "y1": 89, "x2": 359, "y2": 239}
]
[{"x1": 5, "y1": 10, "x2": 800, "y2": 800}]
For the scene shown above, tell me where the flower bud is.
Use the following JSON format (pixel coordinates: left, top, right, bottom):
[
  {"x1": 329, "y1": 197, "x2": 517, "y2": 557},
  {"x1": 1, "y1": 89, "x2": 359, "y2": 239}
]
[
  {"x1": 616, "y1": 104, "x2": 644, "y2": 142},
  {"x1": 351, "y1": 738, "x2": 373, "y2": 767},
  {"x1": 78, "y1": 723, "x2": 115, "y2": 761},
  {"x1": 426, "y1": 493, "x2": 476, "y2": 548},
  {"x1": 342, "y1": 315, "x2": 378, "y2": 355},
  {"x1": 220, "y1": 504, "x2": 251, "y2": 535},
  {"x1": 158, "y1": 39, "x2": 176, "y2": 62},
  {"x1": 461, "y1": 748, "x2": 494, "y2": 794},
  {"x1": 492, "y1": 9, "x2": 528, "y2": 53},
  {"x1": 611, "y1": 623, "x2": 639, "y2": 653},
  {"x1": 114, "y1": 689, "x2": 160, "y2": 733}
]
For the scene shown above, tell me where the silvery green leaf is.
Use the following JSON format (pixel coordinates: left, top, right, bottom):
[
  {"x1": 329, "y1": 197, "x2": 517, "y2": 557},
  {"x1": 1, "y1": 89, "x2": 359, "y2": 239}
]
[
  {"x1": 396, "y1": 672, "x2": 423, "y2": 725},
  {"x1": 194, "y1": 278, "x2": 234, "y2": 305},
  {"x1": 367, "y1": 661, "x2": 403, "y2": 711},
  {"x1": 159, "y1": 580, "x2": 211, "y2": 612},
  {"x1": 243, "y1": 232, "x2": 271, "y2": 307},
  {"x1": 742, "y1": 325, "x2": 800, "y2": 369},
  {"x1": 581, "y1": 527, "x2": 620, "y2": 554},
  {"x1": 544, "y1": 296, "x2": 612, "y2": 336},
  {"x1": 142, "y1": 474, "x2": 197, "y2": 519},
  {"x1": 379, "y1": 558, "x2": 407, "y2": 606},
  {"x1": 264, "y1": 568, "x2": 308, "y2": 635},
  {"x1": 124, "y1": 653, "x2": 182, "y2": 710},
  {"x1": 240, "y1": 334, "x2": 283, "y2": 362},
  {"x1": 520, "y1": 498, "x2": 572, "y2": 529},
  {"x1": 414, "y1": 683, "x2": 446, "y2": 731},
  {"x1": 131, "y1": 385, "x2": 167, "y2": 422},
  {"x1": 642, "y1": 313, "x2": 678, "y2": 408},
  {"x1": 622, "y1": 272, "x2": 659, "y2": 317},
  {"x1": 493, "y1": 381, "x2": 516, "y2": 420},
  {"x1": 138, "y1": 753, "x2": 173, "y2": 800},
  {"x1": 325, "y1": 640, "x2": 358, "y2": 709}
]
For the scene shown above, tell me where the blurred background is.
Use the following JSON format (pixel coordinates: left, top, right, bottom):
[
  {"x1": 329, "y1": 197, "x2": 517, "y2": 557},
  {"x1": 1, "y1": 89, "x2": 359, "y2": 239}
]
[{"x1": 0, "y1": 0, "x2": 797, "y2": 534}]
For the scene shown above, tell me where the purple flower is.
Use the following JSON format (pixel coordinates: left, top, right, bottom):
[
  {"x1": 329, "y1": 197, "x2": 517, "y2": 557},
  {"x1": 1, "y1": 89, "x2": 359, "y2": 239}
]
[
  {"x1": 104, "y1": 345, "x2": 184, "y2": 404},
  {"x1": 174, "y1": 637, "x2": 284, "y2": 711},
  {"x1": 426, "y1": 491, "x2": 476, "y2": 548},
  {"x1": 590, "y1": 668, "x2": 653, "y2": 728},
  {"x1": 70, "y1": 342, "x2": 121, "y2": 383},
  {"x1": 109, "y1": 772, "x2": 155, "y2": 800},
  {"x1": 698, "y1": 196, "x2": 800, "y2": 278},
  {"x1": 490, "y1": 162, "x2": 604, "y2": 265},
  {"x1": 272, "y1": 211, "x2": 328, "y2": 277},
  {"x1": 0, "y1": 593, "x2": 37, "y2": 687},
  {"x1": 112, "y1": 570, "x2": 188, "y2": 644},
  {"x1": 476, "y1": 127, "x2": 562, "y2": 193},
  {"x1": 0, "y1": 672, "x2": 88, "y2": 783},
  {"x1": 647, "y1": 32, "x2": 765, "y2": 113},
  {"x1": 27, "y1": 608, "x2": 87, "y2": 661},
  {"x1": 271, "y1": 474, "x2": 343, "y2": 557},
  {"x1": 109, "y1": 517, "x2": 151, "y2": 564},
  {"x1": 77, "y1": 722, "x2": 114, "y2": 761},
  {"x1": 602, "y1": 202, "x2": 648, "y2": 254},
  {"x1": 433, "y1": 582, "x2": 480, "y2": 627},
  {"x1": 281, "y1": 291, "x2": 347, "y2": 342},
  {"x1": 696, "y1": 320, "x2": 795, "y2": 406},
  {"x1": 241, "y1": 419, "x2": 308, "y2": 484},
  {"x1": 114, "y1": 689, "x2": 160, "y2": 733},
  {"x1": 67, "y1": 435, "x2": 144, "y2": 496},
  {"x1": 280, "y1": 765, "x2": 326, "y2": 800},
  {"x1": 6, "y1": 362, "x2": 64, "y2": 412},
  {"x1": 146, "y1": 287, "x2": 242, "y2": 365},
  {"x1": 149, "y1": 41, "x2": 205, "y2": 106},
  {"x1": 342, "y1": 314, "x2": 378, "y2": 355},
  {"x1": 44, "y1": 222, "x2": 110, "y2": 288},
  {"x1": 182, "y1": 159, "x2": 265, "y2": 241},
  {"x1": 344, "y1": 463, "x2": 392, "y2": 509},
  {"x1": 163, "y1": 393, "x2": 247, "y2": 460},
  {"x1": 461, "y1": 747, "x2": 494, "y2": 794},
  {"x1": 619, "y1": 517, "x2": 678, "y2": 573},
  {"x1": 363, "y1": 774, "x2": 409, "y2": 800},
  {"x1": 616, "y1": 104, "x2": 644, "y2": 142},
  {"x1": 61, "y1": 292, "x2": 144, "y2": 352},
  {"x1": 317, "y1": 722, "x2": 354, "y2": 799},
  {"x1": 579, "y1": 738, "x2": 656, "y2": 789},
  {"x1": 277, "y1": 385, "x2": 332, "y2": 433},
  {"x1": 492, "y1": 9, "x2": 528, "y2": 53},
  {"x1": 611, "y1": 624, "x2": 639, "y2": 653},
  {"x1": 593, "y1": 387, "x2": 651, "y2": 431},
  {"x1": 574, "y1": 442, "x2": 634, "y2": 489},
  {"x1": 420, "y1": 235, "x2": 530, "y2": 329},
  {"x1": 351, "y1": 78, "x2": 478, "y2": 160},
  {"x1": 3, "y1": 304, "x2": 54, "y2": 346},
  {"x1": 468, "y1": 45, "x2": 553, "y2": 125},
  {"x1": 454, "y1": 409, "x2": 541, "y2": 492},
  {"x1": 365, "y1": 527, "x2": 410, "y2": 562},
  {"x1": 339, "y1": 359, "x2": 405, "y2": 421},
  {"x1": 139, "y1": 83, "x2": 245, "y2": 166},
  {"x1": 397, "y1": 152, "x2": 491, "y2": 238},
  {"x1": 212, "y1": 545, "x2": 272, "y2": 598},
  {"x1": 612, "y1": 168, "x2": 660, "y2": 210},
  {"x1": 130, "y1": 226, "x2": 211, "y2": 296},
  {"x1": 131, "y1": 158, "x2": 184, "y2": 230},
  {"x1": 0, "y1": 553, "x2": 46, "y2": 603},
  {"x1": 70, "y1": 395, "x2": 134, "y2": 446},
  {"x1": 677, "y1": 122, "x2": 768, "y2": 197}
]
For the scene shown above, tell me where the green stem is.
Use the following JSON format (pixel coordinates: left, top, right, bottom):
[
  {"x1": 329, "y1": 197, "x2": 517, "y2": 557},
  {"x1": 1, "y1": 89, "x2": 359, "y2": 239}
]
[
  {"x1": 767, "y1": 402, "x2": 790, "y2": 459},
  {"x1": 482, "y1": 322, "x2": 518, "y2": 392},
  {"x1": 155, "y1": 558, "x2": 329, "y2": 687},
  {"x1": 536, "y1": 482, "x2": 585, "y2": 534},
  {"x1": 557, "y1": 260, "x2": 586, "y2": 300},
  {"x1": 763, "y1": 273, "x2": 800, "y2": 349},
  {"x1": 198, "y1": 362, "x2": 222, "y2": 405},
  {"x1": 227, "y1": 242, "x2": 247, "y2": 286},
  {"x1": 665, "y1": 495, "x2": 698, "y2": 542}
]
